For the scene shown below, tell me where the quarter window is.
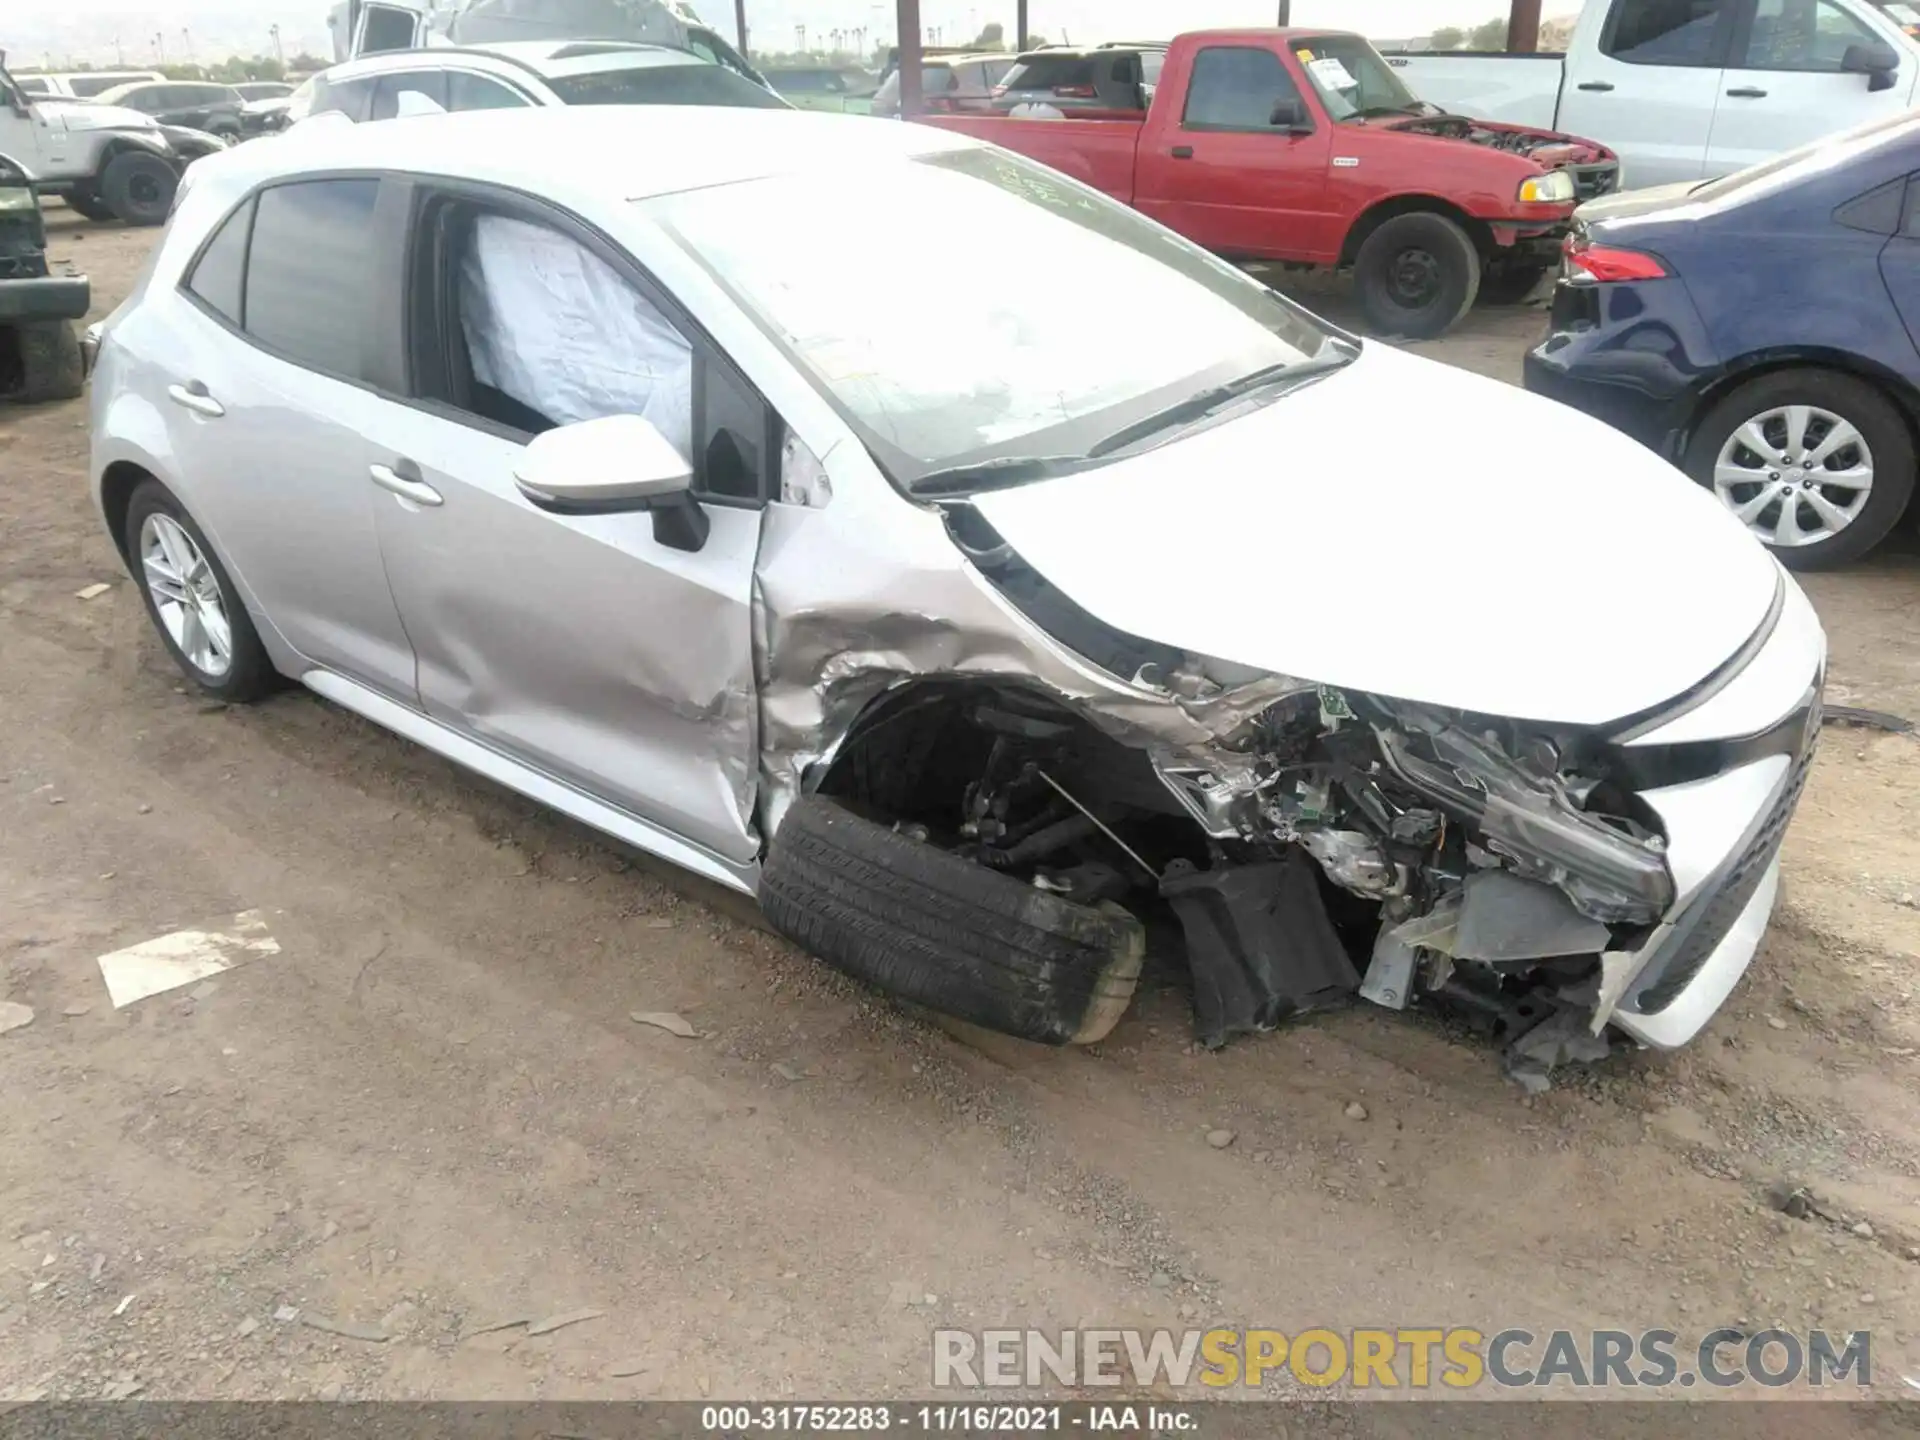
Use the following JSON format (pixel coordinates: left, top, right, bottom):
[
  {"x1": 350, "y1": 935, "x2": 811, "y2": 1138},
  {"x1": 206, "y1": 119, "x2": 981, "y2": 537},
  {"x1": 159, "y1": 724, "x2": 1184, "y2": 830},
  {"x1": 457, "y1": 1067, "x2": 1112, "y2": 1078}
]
[
  {"x1": 371, "y1": 69, "x2": 448, "y2": 118},
  {"x1": 243, "y1": 179, "x2": 380, "y2": 378},
  {"x1": 448, "y1": 72, "x2": 529, "y2": 110},
  {"x1": 184, "y1": 199, "x2": 254, "y2": 325}
]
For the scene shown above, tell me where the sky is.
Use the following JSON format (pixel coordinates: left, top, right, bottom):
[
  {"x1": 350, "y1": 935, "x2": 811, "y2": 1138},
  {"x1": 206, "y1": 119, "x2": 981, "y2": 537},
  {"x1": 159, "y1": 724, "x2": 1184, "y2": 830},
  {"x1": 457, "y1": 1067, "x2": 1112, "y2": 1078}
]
[{"x1": 4, "y1": 1, "x2": 1523, "y2": 66}]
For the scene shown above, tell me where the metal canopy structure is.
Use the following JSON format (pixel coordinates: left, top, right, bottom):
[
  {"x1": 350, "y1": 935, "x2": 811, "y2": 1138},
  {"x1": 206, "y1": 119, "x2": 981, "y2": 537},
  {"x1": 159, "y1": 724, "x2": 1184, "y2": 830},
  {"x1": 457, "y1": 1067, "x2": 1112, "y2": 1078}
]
[{"x1": 781, "y1": 2, "x2": 1554, "y2": 117}]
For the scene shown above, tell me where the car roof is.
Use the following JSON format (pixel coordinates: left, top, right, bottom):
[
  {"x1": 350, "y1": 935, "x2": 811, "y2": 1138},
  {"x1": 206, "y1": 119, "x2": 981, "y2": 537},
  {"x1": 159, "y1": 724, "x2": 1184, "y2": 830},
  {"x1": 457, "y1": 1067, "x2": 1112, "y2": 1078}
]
[
  {"x1": 325, "y1": 40, "x2": 704, "y2": 82},
  {"x1": 203, "y1": 105, "x2": 977, "y2": 203}
]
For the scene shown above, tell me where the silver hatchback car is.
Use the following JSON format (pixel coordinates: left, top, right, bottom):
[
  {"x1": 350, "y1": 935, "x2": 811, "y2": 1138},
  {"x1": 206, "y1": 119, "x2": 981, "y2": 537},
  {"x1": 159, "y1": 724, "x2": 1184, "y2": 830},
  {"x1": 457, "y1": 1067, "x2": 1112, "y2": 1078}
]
[{"x1": 90, "y1": 108, "x2": 1822, "y2": 1083}]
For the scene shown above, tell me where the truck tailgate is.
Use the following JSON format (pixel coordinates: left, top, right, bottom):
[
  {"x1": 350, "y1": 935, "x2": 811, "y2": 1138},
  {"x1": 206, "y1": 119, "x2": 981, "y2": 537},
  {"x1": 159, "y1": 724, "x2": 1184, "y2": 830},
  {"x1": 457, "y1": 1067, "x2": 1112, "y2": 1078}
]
[
  {"x1": 1381, "y1": 53, "x2": 1565, "y2": 129},
  {"x1": 918, "y1": 114, "x2": 1139, "y2": 204}
]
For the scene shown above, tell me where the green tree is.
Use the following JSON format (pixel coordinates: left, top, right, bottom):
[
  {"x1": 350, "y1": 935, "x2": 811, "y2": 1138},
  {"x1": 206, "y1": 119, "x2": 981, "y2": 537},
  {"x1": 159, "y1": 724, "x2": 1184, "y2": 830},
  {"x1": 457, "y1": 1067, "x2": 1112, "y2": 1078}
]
[
  {"x1": 972, "y1": 21, "x2": 1005, "y2": 49},
  {"x1": 1429, "y1": 26, "x2": 1465, "y2": 49},
  {"x1": 1468, "y1": 17, "x2": 1509, "y2": 49}
]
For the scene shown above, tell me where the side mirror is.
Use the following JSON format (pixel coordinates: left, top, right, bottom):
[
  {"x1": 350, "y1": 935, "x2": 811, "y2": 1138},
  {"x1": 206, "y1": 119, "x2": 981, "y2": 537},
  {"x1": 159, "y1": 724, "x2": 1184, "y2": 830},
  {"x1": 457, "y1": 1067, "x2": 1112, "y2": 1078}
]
[
  {"x1": 1270, "y1": 97, "x2": 1312, "y2": 133},
  {"x1": 1842, "y1": 41, "x2": 1900, "y2": 91},
  {"x1": 513, "y1": 414, "x2": 709, "y2": 552}
]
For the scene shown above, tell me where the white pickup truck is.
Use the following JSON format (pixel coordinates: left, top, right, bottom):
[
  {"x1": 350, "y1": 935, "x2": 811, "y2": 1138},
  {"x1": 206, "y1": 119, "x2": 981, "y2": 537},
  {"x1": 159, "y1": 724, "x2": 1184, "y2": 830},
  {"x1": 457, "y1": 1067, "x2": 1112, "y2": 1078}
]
[{"x1": 1384, "y1": 0, "x2": 1920, "y2": 188}]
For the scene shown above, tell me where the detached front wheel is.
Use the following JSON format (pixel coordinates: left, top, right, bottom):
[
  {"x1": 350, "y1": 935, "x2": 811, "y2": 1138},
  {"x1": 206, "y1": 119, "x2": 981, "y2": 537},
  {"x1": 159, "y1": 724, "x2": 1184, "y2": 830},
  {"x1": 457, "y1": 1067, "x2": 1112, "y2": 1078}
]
[
  {"x1": 761, "y1": 795, "x2": 1145, "y2": 1046},
  {"x1": 1352, "y1": 211, "x2": 1481, "y2": 339}
]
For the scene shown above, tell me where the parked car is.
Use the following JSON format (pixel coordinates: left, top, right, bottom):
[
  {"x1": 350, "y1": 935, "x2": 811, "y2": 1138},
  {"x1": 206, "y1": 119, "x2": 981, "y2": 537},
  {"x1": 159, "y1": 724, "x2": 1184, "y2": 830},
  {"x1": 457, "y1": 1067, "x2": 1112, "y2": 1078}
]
[
  {"x1": 871, "y1": 52, "x2": 1014, "y2": 117},
  {"x1": 12, "y1": 70, "x2": 164, "y2": 100},
  {"x1": 990, "y1": 45, "x2": 1166, "y2": 117},
  {"x1": 1383, "y1": 0, "x2": 1919, "y2": 190},
  {"x1": 288, "y1": 40, "x2": 790, "y2": 124},
  {"x1": 764, "y1": 65, "x2": 877, "y2": 114},
  {"x1": 92, "y1": 81, "x2": 248, "y2": 139},
  {"x1": 330, "y1": 0, "x2": 773, "y2": 91},
  {"x1": 924, "y1": 28, "x2": 1619, "y2": 338},
  {"x1": 0, "y1": 60, "x2": 189, "y2": 224},
  {"x1": 1527, "y1": 109, "x2": 1920, "y2": 567},
  {"x1": 0, "y1": 151, "x2": 88, "y2": 402},
  {"x1": 89, "y1": 107, "x2": 1822, "y2": 1079}
]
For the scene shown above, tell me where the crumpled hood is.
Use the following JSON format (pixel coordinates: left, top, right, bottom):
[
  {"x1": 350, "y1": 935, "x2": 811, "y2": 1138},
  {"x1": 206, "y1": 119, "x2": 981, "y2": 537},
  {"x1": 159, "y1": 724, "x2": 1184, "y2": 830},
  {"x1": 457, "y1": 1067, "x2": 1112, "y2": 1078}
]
[
  {"x1": 970, "y1": 343, "x2": 1782, "y2": 729},
  {"x1": 40, "y1": 100, "x2": 158, "y2": 134}
]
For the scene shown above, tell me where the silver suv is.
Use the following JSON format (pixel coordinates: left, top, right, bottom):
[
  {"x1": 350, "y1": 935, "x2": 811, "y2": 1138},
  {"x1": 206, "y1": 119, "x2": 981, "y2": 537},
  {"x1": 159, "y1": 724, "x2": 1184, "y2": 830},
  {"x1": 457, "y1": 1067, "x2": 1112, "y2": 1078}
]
[{"x1": 287, "y1": 40, "x2": 790, "y2": 123}]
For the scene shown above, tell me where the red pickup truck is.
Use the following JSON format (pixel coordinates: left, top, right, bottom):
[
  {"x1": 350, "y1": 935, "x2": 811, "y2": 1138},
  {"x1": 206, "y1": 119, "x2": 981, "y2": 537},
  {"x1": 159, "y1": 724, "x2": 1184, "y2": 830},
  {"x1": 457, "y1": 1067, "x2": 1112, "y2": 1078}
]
[{"x1": 922, "y1": 28, "x2": 1619, "y2": 339}]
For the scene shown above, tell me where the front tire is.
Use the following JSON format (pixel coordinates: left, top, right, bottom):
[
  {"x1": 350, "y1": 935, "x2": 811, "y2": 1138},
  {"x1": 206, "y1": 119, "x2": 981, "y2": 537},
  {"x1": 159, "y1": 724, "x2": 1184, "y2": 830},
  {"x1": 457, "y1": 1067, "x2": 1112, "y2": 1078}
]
[
  {"x1": 1683, "y1": 369, "x2": 1914, "y2": 570},
  {"x1": 1352, "y1": 211, "x2": 1481, "y2": 339},
  {"x1": 98, "y1": 152, "x2": 178, "y2": 227},
  {"x1": 124, "y1": 480, "x2": 277, "y2": 701},
  {"x1": 762, "y1": 796, "x2": 1145, "y2": 1046},
  {"x1": 8, "y1": 322, "x2": 84, "y2": 403}
]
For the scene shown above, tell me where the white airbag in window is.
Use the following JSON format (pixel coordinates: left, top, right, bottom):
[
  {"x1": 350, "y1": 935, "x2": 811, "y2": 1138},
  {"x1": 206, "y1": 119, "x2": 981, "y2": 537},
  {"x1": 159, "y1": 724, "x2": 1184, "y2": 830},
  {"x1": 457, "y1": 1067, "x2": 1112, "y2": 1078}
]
[{"x1": 459, "y1": 213, "x2": 693, "y2": 457}]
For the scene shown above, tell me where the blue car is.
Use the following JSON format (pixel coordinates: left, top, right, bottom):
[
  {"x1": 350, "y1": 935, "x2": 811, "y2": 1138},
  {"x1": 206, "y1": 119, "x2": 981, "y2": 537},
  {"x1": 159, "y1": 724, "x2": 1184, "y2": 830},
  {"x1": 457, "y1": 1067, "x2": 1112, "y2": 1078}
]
[{"x1": 1525, "y1": 111, "x2": 1920, "y2": 569}]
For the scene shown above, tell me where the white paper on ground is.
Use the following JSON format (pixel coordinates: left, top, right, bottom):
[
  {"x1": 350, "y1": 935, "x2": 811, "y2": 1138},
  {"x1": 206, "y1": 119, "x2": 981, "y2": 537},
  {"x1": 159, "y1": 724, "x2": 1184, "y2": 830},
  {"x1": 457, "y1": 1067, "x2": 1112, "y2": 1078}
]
[{"x1": 96, "y1": 910, "x2": 280, "y2": 1009}]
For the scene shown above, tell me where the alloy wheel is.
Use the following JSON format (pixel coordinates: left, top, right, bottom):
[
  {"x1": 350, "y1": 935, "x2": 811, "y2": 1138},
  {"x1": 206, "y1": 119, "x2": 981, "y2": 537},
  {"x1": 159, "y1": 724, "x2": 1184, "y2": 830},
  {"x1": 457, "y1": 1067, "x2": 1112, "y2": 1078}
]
[
  {"x1": 139, "y1": 512, "x2": 232, "y2": 679},
  {"x1": 1712, "y1": 403, "x2": 1874, "y2": 549}
]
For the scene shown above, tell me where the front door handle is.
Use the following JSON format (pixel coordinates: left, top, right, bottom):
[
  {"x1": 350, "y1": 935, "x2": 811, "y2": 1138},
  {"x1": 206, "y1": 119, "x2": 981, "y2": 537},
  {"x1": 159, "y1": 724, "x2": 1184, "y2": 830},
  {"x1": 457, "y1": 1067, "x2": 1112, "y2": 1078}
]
[
  {"x1": 1576, "y1": 81, "x2": 1615, "y2": 92},
  {"x1": 166, "y1": 381, "x2": 225, "y2": 418},
  {"x1": 369, "y1": 460, "x2": 443, "y2": 508},
  {"x1": 1726, "y1": 86, "x2": 1768, "y2": 98},
  {"x1": 1170, "y1": 144, "x2": 1194, "y2": 159}
]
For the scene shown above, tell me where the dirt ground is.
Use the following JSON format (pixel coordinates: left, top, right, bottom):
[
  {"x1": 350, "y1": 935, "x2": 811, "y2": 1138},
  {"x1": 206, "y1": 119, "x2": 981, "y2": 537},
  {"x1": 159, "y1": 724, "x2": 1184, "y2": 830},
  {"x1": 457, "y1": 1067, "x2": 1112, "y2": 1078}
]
[{"x1": 5, "y1": 208, "x2": 1920, "y2": 1410}]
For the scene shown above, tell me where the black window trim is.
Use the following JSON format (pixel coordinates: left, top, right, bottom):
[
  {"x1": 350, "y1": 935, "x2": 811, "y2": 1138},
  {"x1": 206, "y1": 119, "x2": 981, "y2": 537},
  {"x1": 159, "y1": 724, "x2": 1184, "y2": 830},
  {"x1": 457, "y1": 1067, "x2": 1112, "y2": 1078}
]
[
  {"x1": 1725, "y1": 0, "x2": 1884, "y2": 73},
  {"x1": 1179, "y1": 44, "x2": 1315, "y2": 135},
  {"x1": 173, "y1": 169, "x2": 395, "y2": 397},
  {"x1": 392, "y1": 172, "x2": 779, "y2": 509},
  {"x1": 1599, "y1": 0, "x2": 1740, "y2": 69}
]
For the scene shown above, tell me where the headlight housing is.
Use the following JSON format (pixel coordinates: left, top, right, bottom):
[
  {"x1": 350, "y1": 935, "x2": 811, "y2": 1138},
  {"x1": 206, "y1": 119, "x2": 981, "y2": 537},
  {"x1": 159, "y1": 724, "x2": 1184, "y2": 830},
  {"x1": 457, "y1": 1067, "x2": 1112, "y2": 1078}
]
[
  {"x1": 0, "y1": 186, "x2": 36, "y2": 212},
  {"x1": 1518, "y1": 170, "x2": 1576, "y2": 205}
]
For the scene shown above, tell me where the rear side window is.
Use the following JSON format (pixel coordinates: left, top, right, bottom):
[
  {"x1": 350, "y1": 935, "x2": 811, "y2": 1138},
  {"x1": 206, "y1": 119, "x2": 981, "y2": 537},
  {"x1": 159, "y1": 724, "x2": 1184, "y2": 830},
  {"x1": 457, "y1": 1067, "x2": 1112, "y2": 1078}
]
[
  {"x1": 371, "y1": 69, "x2": 448, "y2": 118},
  {"x1": 184, "y1": 199, "x2": 255, "y2": 325},
  {"x1": 313, "y1": 74, "x2": 377, "y2": 122},
  {"x1": 1142, "y1": 51, "x2": 1166, "y2": 84},
  {"x1": 448, "y1": 72, "x2": 530, "y2": 110},
  {"x1": 244, "y1": 179, "x2": 380, "y2": 378},
  {"x1": 1183, "y1": 47, "x2": 1304, "y2": 131},
  {"x1": 1603, "y1": 0, "x2": 1732, "y2": 66},
  {"x1": 1004, "y1": 56, "x2": 1098, "y2": 90}
]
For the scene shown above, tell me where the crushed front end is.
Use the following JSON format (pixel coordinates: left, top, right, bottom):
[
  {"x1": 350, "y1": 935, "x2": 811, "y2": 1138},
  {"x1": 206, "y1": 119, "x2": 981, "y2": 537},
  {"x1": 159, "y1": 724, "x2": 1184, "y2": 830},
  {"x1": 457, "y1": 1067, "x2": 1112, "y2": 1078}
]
[{"x1": 1136, "y1": 575, "x2": 1821, "y2": 1085}]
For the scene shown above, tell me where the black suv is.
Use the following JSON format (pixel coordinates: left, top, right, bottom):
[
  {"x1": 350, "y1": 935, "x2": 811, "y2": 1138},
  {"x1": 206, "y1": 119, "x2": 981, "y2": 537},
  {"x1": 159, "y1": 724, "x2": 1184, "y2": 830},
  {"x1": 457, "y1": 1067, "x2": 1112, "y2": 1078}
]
[{"x1": 92, "y1": 80, "x2": 247, "y2": 137}]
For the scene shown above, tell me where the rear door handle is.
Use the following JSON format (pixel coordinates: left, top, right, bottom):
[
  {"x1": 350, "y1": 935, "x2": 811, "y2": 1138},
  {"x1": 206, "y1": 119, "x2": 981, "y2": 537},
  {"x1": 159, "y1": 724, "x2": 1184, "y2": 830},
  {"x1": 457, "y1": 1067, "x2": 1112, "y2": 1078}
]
[
  {"x1": 1170, "y1": 144, "x2": 1193, "y2": 159},
  {"x1": 166, "y1": 381, "x2": 224, "y2": 419},
  {"x1": 369, "y1": 460, "x2": 443, "y2": 508},
  {"x1": 1726, "y1": 86, "x2": 1768, "y2": 98},
  {"x1": 1576, "y1": 81, "x2": 1615, "y2": 92}
]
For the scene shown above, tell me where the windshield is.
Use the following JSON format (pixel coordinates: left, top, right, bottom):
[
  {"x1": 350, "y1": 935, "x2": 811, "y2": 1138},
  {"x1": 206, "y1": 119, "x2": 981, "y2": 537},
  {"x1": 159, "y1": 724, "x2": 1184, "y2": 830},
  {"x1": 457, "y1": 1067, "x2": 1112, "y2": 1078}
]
[
  {"x1": 1292, "y1": 34, "x2": 1422, "y2": 120},
  {"x1": 650, "y1": 146, "x2": 1342, "y2": 489},
  {"x1": 549, "y1": 62, "x2": 788, "y2": 107},
  {"x1": 1873, "y1": 1, "x2": 1920, "y2": 36}
]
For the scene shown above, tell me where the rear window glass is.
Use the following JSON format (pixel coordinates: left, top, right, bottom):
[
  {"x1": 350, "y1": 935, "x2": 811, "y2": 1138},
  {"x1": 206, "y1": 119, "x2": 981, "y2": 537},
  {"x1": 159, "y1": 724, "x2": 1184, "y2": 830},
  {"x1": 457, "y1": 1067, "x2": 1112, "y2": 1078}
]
[
  {"x1": 244, "y1": 179, "x2": 380, "y2": 378},
  {"x1": 548, "y1": 64, "x2": 789, "y2": 107},
  {"x1": 69, "y1": 75, "x2": 131, "y2": 98},
  {"x1": 184, "y1": 199, "x2": 254, "y2": 325}
]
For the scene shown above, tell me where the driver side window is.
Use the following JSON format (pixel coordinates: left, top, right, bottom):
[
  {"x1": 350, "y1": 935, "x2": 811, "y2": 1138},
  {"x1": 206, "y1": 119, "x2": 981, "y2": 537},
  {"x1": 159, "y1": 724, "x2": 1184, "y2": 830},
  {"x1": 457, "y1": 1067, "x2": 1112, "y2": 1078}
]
[
  {"x1": 409, "y1": 196, "x2": 775, "y2": 505},
  {"x1": 1182, "y1": 47, "x2": 1305, "y2": 132}
]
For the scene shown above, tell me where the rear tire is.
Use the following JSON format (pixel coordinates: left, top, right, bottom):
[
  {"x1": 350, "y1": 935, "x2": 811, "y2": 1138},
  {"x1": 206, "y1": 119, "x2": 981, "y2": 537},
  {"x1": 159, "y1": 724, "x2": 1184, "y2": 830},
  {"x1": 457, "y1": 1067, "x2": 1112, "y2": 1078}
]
[
  {"x1": 9, "y1": 322, "x2": 84, "y2": 403},
  {"x1": 1683, "y1": 369, "x2": 1914, "y2": 570},
  {"x1": 761, "y1": 795, "x2": 1145, "y2": 1046},
  {"x1": 98, "y1": 152, "x2": 178, "y2": 228},
  {"x1": 1353, "y1": 211, "x2": 1481, "y2": 339},
  {"x1": 124, "y1": 480, "x2": 278, "y2": 701}
]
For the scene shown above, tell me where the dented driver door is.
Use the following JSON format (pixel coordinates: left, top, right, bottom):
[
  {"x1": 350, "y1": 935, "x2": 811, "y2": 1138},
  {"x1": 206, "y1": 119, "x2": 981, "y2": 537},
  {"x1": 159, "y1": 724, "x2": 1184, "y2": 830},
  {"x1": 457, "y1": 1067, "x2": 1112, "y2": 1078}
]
[{"x1": 361, "y1": 188, "x2": 767, "y2": 871}]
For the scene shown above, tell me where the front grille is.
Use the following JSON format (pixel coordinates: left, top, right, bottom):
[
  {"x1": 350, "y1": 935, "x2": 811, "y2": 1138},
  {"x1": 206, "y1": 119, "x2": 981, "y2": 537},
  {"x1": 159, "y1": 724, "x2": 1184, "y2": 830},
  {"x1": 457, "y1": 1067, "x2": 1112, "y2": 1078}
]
[
  {"x1": 1633, "y1": 740, "x2": 1815, "y2": 1014},
  {"x1": 1572, "y1": 163, "x2": 1620, "y2": 202}
]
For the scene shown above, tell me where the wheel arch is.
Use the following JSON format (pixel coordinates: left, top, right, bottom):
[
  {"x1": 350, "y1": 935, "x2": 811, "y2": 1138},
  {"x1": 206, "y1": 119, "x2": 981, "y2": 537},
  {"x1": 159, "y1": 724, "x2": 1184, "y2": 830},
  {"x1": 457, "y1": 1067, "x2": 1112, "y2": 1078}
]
[
  {"x1": 1339, "y1": 193, "x2": 1492, "y2": 268},
  {"x1": 1682, "y1": 347, "x2": 1920, "y2": 469},
  {"x1": 93, "y1": 134, "x2": 182, "y2": 182}
]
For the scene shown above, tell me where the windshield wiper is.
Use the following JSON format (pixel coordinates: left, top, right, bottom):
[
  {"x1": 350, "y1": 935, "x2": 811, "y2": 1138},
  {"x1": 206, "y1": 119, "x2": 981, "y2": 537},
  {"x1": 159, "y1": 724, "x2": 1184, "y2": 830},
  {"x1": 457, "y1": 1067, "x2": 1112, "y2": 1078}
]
[
  {"x1": 1086, "y1": 348, "x2": 1357, "y2": 460},
  {"x1": 909, "y1": 454, "x2": 1108, "y2": 498}
]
